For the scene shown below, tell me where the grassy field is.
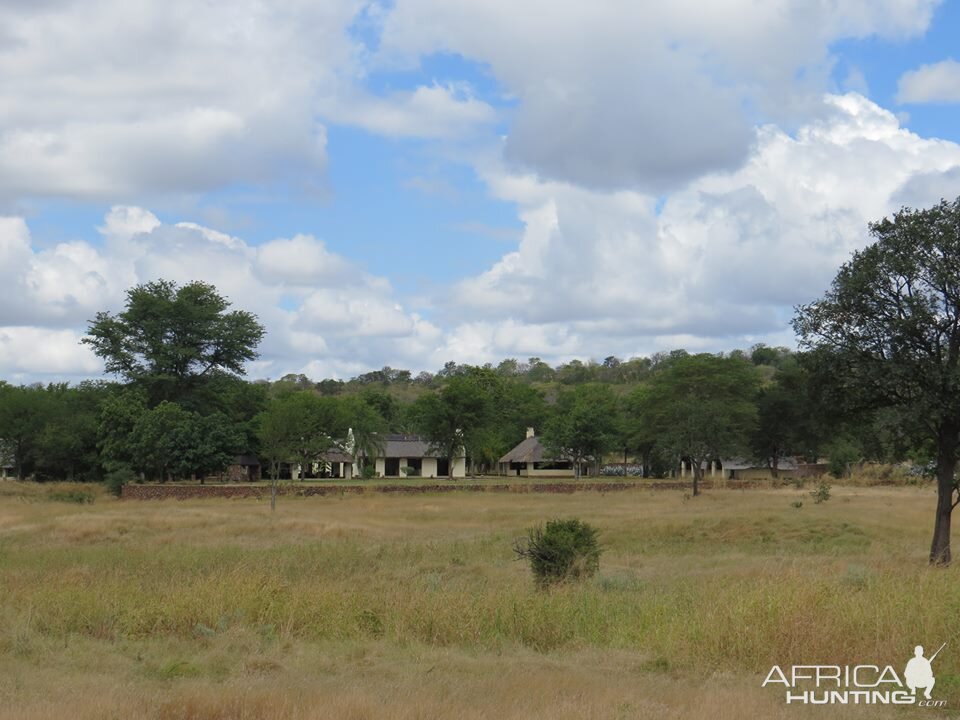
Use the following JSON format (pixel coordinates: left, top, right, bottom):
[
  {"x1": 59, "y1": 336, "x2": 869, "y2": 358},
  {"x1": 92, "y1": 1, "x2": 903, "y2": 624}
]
[{"x1": 1, "y1": 481, "x2": 958, "y2": 718}]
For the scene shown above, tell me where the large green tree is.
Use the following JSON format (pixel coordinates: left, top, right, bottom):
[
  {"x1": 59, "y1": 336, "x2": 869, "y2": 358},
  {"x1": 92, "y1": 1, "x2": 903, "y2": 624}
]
[
  {"x1": 794, "y1": 197, "x2": 960, "y2": 565},
  {"x1": 542, "y1": 384, "x2": 620, "y2": 479},
  {"x1": 411, "y1": 370, "x2": 496, "y2": 478},
  {"x1": 630, "y1": 354, "x2": 758, "y2": 495},
  {"x1": 35, "y1": 383, "x2": 105, "y2": 482},
  {"x1": 0, "y1": 383, "x2": 47, "y2": 480},
  {"x1": 83, "y1": 280, "x2": 265, "y2": 406}
]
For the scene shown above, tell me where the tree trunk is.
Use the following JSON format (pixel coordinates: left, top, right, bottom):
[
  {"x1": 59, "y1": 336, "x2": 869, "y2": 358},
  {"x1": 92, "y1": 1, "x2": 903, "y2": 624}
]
[
  {"x1": 270, "y1": 463, "x2": 278, "y2": 512},
  {"x1": 930, "y1": 422, "x2": 958, "y2": 565},
  {"x1": 771, "y1": 452, "x2": 779, "y2": 480},
  {"x1": 692, "y1": 463, "x2": 701, "y2": 496}
]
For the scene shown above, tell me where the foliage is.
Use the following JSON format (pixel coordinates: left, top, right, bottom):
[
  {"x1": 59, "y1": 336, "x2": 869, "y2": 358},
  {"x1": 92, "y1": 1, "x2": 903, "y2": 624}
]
[
  {"x1": 542, "y1": 384, "x2": 620, "y2": 478},
  {"x1": 254, "y1": 398, "x2": 302, "y2": 510},
  {"x1": 340, "y1": 395, "x2": 387, "y2": 470},
  {"x1": 628, "y1": 354, "x2": 758, "y2": 494},
  {"x1": 411, "y1": 370, "x2": 497, "y2": 478},
  {"x1": 824, "y1": 436, "x2": 860, "y2": 479},
  {"x1": 82, "y1": 279, "x2": 265, "y2": 406},
  {"x1": 513, "y1": 518, "x2": 602, "y2": 588},
  {"x1": 0, "y1": 383, "x2": 47, "y2": 480},
  {"x1": 104, "y1": 463, "x2": 136, "y2": 497},
  {"x1": 47, "y1": 489, "x2": 95, "y2": 504},
  {"x1": 810, "y1": 482, "x2": 832, "y2": 504},
  {"x1": 794, "y1": 196, "x2": 960, "y2": 564},
  {"x1": 128, "y1": 402, "x2": 243, "y2": 481}
]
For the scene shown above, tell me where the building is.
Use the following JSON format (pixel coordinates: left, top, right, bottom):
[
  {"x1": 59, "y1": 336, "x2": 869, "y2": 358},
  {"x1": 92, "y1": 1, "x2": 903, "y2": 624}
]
[
  {"x1": 720, "y1": 457, "x2": 802, "y2": 480},
  {"x1": 498, "y1": 428, "x2": 576, "y2": 477},
  {"x1": 372, "y1": 434, "x2": 466, "y2": 478},
  {"x1": 316, "y1": 449, "x2": 354, "y2": 479},
  {"x1": 224, "y1": 454, "x2": 262, "y2": 482}
]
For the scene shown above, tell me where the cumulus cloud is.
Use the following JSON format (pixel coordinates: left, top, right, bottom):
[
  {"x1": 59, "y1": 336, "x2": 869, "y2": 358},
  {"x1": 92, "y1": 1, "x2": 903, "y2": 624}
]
[
  {"x1": 447, "y1": 93, "x2": 960, "y2": 361},
  {"x1": 256, "y1": 235, "x2": 355, "y2": 287},
  {"x1": 0, "y1": 327, "x2": 102, "y2": 380},
  {"x1": 321, "y1": 83, "x2": 496, "y2": 139},
  {"x1": 378, "y1": 0, "x2": 938, "y2": 191},
  {"x1": 0, "y1": 207, "x2": 441, "y2": 381},
  {"x1": 0, "y1": 0, "x2": 358, "y2": 202},
  {"x1": 897, "y1": 59, "x2": 960, "y2": 104}
]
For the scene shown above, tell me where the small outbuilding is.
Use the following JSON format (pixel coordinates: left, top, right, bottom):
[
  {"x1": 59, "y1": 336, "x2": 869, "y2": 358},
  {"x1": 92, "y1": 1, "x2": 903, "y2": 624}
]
[{"x1": 498, "y1": 428, "x2": 576, "y2": 477}]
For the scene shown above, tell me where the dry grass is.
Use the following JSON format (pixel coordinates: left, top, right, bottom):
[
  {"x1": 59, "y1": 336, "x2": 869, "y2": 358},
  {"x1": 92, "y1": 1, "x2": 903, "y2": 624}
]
[{"x1": 0, "y1": 482, "x2": 957, "y2": 718}]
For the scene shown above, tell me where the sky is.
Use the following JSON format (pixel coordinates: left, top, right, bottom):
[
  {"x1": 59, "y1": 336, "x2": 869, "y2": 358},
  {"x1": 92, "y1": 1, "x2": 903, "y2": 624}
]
[{"x1": 2, "y1": 0, "x2": 960, "y2": 383}]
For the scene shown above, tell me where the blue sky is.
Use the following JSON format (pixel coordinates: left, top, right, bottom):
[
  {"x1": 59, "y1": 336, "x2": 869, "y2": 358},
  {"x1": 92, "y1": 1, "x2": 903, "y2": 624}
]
[{"x1": 1, "y1": 0, "x2": 959, "y2": 382}]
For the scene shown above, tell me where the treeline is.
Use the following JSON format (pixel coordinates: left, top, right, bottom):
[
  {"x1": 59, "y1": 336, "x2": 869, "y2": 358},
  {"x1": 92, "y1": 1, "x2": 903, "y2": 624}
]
[{"x1": 0, "y1": 344, "x2": 924, "y2": 488}]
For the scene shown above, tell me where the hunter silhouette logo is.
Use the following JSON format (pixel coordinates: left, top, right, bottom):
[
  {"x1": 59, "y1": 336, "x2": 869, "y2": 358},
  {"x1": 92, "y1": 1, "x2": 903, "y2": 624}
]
[
  {"x1": 763, "y1": 643, "x2": 947, "y2": 706},
  {"x1": 905, "y1": 644, "x2": 944, "y2": 700}
]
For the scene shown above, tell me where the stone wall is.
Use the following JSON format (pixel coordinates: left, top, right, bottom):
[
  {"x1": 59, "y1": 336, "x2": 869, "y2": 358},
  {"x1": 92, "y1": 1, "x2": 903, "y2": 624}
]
[{"x1": 121, "y1": 478, "x2": 791, "y2": 500}]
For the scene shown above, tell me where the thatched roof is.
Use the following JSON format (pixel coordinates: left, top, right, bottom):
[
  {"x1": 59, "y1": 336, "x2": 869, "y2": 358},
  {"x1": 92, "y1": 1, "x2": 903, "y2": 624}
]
[
  {"x1": 499, "y1": 435, "x2": 557, "y2": 464},
  {"x1": 319, "y1": 449, "x2": 353, "y2": 464}
]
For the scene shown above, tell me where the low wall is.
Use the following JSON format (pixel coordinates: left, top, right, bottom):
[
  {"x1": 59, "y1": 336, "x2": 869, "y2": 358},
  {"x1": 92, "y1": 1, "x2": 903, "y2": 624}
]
[{"x1": 121, "y1": 478, "x2": 792, "y2": 500}]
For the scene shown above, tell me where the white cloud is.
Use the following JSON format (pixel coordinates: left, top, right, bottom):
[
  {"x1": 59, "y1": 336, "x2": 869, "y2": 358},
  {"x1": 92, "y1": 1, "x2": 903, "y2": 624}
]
[
  {"x1": 446, "y1": 93, "x2": 960, "y2": 362},
  {"x1": 0, "y1": 207, "x2": 442, "y2": 381},
  {"x1": 321, "y1": 83, "x2": 496, "y2": 139},
  {"x1": 0, "y1": 327, "x2": 101, "y2": 378},
  {"x1": 0, "y1": 0, "x2": 359, "y2": 202},
  {"x1": 897, "y1": 59, "x2": 960, "y2": 104},
  {"x1": 378, "y1": 0, "x2": 939, "y2": 191},
  {"x1": 256, "y1": 235, "x2": 355, "y2": 287}
]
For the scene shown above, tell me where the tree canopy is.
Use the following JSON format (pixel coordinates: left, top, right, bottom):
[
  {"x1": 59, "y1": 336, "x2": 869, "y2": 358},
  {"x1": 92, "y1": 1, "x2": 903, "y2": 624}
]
[
  {"x1": 628, "y1": 353, "x2": 758, "y2": 495},
  {"x1": 794, "y1": 196, "x2": 960, "y2": 564},
  {"x1": 83, "y1": 280, "x2": 265, "y2": 405}
]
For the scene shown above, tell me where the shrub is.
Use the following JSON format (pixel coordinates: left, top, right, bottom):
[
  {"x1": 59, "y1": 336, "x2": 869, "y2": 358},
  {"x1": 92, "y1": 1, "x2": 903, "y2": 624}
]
[
  {"x1": 811, "y1": 482, "x2": 831, "y2": 504},
  {"x1": 825, "y1": 437, "x2": 860, "y2": 478},
  {"x1": 104, "y1": 464, "x2": 135, "y2": 497},
  {"x1": 513, "y1": 518, "x2": 602, "y2": 588},
  {"x1": 47, "y1": 490, "x2": 95, "y2": 504}
]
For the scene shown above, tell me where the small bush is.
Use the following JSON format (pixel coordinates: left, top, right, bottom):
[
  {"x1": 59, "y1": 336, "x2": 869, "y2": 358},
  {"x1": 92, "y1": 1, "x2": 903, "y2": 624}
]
[
  {"x1": 513, "y1": 518, "x2": 601, "y2": 588},
  {"x1": 104, "y1": 464, "x2": 135, "y2": 497},
  {"x1": 825, "y1": 437, "x2": 860, "y2": 478},
  {"x1": 811, "y1": 482, "x2": 831, "y2": 504},
  {"x1": 47, "y1": 490, "x2": 95, "y2": 504}
]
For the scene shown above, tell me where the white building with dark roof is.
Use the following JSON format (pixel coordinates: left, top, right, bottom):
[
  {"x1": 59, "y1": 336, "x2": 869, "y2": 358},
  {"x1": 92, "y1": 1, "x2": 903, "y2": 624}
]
[
  {"x1": 373, "y1": 434, "x2": 466, "y2": 478},
  {"x1": 498, "y1": 428, "x2": 576, "y2": 477}
]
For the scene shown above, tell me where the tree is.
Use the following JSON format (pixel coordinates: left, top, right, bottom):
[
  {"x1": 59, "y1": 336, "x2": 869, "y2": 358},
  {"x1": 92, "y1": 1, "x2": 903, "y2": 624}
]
[
  {"x1": 129, "y1": 402, "x2": 242, "y2": 482},
  {"x1": 631, "y1": 354, "x2": 758, "y2": 495},
  {"x1": 254, "y1": 399, "x2": 301, "y2": 511},
  {"x1": 97, "y1": 387, "x2": 149, "y2": 479},
  {"x1": 83, "y1": 280, "x2": 265, "y2": 406},
  {"x1": 411, "y1": 371, "x2": 495, "y2": 478},
  {"x1": 542, "y1": 384, "x2": 620, "y2": 478},
  {"x1": 340, "y1": 396, "x2": 387, "y2": 474},
  {"x1": 749, "y1": 358, "x2": 823, "y2": 477},
  {"x1": 281, "y1": 393, "x2": 342, "y2": 481},
  {"x1": 0, "y1": 384, "x2": 47, "y2": 480},
  {"x1": 794, "y1": 197, "x2": 960, "y2": 565},
  {"x1": 35, "y1": 383, "x2": 105, "y2": 482}
]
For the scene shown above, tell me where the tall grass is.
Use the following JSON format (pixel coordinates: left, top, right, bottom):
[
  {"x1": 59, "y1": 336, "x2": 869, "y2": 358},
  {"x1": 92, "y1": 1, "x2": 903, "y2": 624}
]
[{"x1": 0, "y1": 483, "x2": 955, "y2": 717}]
